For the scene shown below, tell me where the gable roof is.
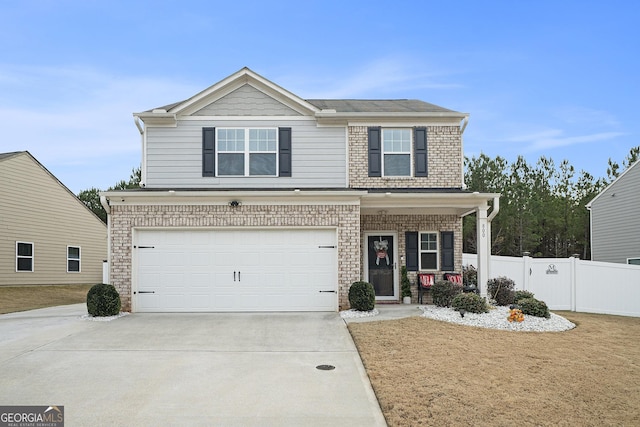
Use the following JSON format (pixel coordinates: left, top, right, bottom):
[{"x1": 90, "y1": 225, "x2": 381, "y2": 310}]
[
  {"x1": 0, "y1": 151, "x2": 107, "y2": 226},
  {"x1": 135, "y1": 67, "x2": 467, "y2": 126},
  {"x1": 586, "y1": 159, "x2": 640, "y2": 208}
]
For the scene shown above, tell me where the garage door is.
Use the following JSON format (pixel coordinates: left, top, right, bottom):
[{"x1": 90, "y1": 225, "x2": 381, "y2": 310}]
[{"x1": 134, "y1": 229, "x2": 337, "y2": 312}]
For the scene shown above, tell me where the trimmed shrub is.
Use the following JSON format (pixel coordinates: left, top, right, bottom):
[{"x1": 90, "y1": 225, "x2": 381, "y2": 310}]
[
  {"x1": 451, "y1": 292, "x2": 488, "y2": 314},
  {"x1": 514, "y1": 290, "x2": 535, "y2": 303},
  {"x1": 487, "y1": 276, "x2": 516, "y2": 306},
  {"x1": 348, "y1": 281, "x2": 375, "y2": 311},
  {"x1": 462, "y1": 265, "x2": 477, "y2": 287},
  {"x1": 431, "y1": 280, "x2": 462, "y2": 307},
  {"x1": 519, "y1": 297, "x2": 551, "y2": 318},
  {"x1": 86, "y1": 283, "x2": 121, "y2": 317}
]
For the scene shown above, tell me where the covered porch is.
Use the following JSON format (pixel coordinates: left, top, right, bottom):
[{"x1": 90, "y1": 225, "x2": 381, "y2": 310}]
[{"x1": 359, "y1": 190, "x2": 500, "y2": 301}]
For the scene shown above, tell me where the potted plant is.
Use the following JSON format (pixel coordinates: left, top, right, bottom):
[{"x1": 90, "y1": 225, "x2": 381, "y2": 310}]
[{"x1": 401, "y1": 266, "x2": 412, "y2": 304}]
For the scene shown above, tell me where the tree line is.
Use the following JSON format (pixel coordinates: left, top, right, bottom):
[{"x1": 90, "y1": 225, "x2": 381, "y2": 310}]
[
  {"x1": 77, "y1": 167, "x2": 141, "y2": 223},
  {"x1": 463, "y1": 146, "x2": 639, "y2": 259}
]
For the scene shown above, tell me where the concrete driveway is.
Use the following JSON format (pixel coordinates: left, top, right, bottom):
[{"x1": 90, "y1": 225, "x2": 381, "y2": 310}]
[{"x1": 0, "y1": 304, "x2": 386, "y2": 426}]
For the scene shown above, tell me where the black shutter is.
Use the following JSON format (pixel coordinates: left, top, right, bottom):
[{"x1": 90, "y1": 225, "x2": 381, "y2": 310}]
[
  {"x1": 406, "y1": 231, "x2": 419, "y2": 271},
  {"x1": 441, "y1": 231, "x2": 454, "y2": 271},
  {"x1": 414, "y1": 127, "x2": 428, "y2": 177},
  {"x1": 203, "y1": 127, "x2": 215, "y2": 177},
  {"x1": 368, "y1": 127, "x2": 382, "y2": 177},
  {"x1": 279, "y1": 127, "x2": 292, "y2": 177}
]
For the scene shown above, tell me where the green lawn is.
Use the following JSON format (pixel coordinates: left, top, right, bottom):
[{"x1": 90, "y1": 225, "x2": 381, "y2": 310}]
[{"x1": 0, "y1": 284, "x2": 93, "y2": 314}]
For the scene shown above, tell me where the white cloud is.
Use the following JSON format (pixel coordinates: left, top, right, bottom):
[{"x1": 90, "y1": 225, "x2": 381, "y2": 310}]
[
  {"x1": 279, "y1": 57, "x2": 464, "y2": 99},
  {"x1": 0, "y1": 64, "x2": 199, "y2": 167},
  {"x1": 504, "y1": 128, "x2": 627, "y2": 152},
  {"x1": 552, "y1": 106, "x2": 621, "y2": 128}
]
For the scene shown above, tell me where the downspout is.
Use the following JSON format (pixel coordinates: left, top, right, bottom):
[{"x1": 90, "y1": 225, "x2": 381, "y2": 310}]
[
  {"x1": 586, "y1": 204, "x2": 593, "y2": 260},
  {"x1": 485, "y1": 196, "x2": 500, "y2": 283},
  {"x1": 460, "y1": 116, "x2": 469, "y2": 189},
  {"x1": 100, "y1": 195, "x2": 111, "y2": 284},
  {"x1": 134, "y1": 116, "x2": 146, "y2": 187},
  {"x1": 488, "y1": 196, "x2": 500, "y2": 222}
]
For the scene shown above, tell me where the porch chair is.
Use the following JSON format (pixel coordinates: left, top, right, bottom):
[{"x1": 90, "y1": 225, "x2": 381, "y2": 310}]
[
  {"x1": 443, "y1": 273, "x2": 462, "y2": 285},
  {"x1": 445, "y1": 272, "x2": 477, "y2": 293},
  {"x1": 418, "y1": 273, "x2": 435, "y2": 304}
]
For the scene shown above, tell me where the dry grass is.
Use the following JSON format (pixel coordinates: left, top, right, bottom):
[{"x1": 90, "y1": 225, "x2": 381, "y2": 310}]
[
  {"x1": 348, "y1": 312, "x2": 640, "y2": 427},
  {"x1": 0, "y1": 284, "x2": 93, "y2": 314}
]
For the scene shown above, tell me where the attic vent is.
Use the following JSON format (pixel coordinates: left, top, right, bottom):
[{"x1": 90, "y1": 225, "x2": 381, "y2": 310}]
[{"x1": 152, "y1": 109, "x2": 167, "y2": 113}]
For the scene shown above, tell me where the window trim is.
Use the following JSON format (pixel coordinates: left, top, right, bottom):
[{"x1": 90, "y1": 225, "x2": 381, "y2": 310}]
[
  {"x1": 215, "y1": 127, "x2": 279, "y2": 177},
  {"x1": 381, "y1": 128, "x2": 412, "y2": 177},
  {"x1": 16, "y1": 241, "x2": 34, "y2": 272},
  {"x1": 67, "y1": 245, "x2": 81, "y2": 273},
  {"x1": 419, "y1": 231, "x2": 438, "y2": 271}
]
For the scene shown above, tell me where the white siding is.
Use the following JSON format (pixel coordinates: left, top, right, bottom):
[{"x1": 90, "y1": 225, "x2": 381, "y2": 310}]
[
  {"x1": 590, "y1": 162, "x2": 640, "y2": 264},
  {"x1": 145, "y1": 119, "x2": 347, "y2": 188}
]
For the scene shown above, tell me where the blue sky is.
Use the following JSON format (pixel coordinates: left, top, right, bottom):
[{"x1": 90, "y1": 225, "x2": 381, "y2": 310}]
[{"x1": 1, "y1": 0, "x2": 638, "y2": 193}]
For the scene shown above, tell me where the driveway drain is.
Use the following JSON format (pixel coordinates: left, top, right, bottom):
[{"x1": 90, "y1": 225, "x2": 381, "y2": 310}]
[{"x1": 316, "y1": 364, "x2": 335, "y2": 370}]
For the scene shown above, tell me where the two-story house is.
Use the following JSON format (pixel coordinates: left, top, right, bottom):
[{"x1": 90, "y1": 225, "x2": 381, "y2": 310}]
[{"x1": 102, "y1": 68, "x2": 499, "y2": 312}]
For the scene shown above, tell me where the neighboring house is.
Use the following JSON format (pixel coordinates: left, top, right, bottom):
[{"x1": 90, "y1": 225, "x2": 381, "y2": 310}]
[
  {"x1": 102, "y1": 67, "x2": 499, "y2": 312},
  {"x1": 587, "y1": 160, "x2": 640, "y2": 265},
  {"x1": 0, "y1": 151, "x2": 107, "y2": 286}
]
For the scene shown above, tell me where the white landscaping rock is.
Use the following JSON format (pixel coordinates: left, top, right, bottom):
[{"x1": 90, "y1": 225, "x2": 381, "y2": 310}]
[
  {"x1": 420, "y1": 305, "x2": 575, "y2": 332},
  {"x1": 340, "y1": 308, "x2": 379, "y2": 319}
]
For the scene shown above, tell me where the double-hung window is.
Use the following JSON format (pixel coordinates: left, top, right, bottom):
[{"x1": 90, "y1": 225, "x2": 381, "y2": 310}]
[
  {"x1": 16, "y1": 242, "x2": 33, "y2": 272},
  {"x1": 382, "y1": 129, "x2": 411, "y2": 176},
  {"x1": 419, "y1": 232, "x2": 438, "y2": 270},
  {"x1": 217, "y1": 128, "x2": 277, "y2": 176},
  {"x1": 67, "y1": 246, "x2": 81, "y2": 273},
  {"x1": 368, "y1": 127, "x2": 427, "y2": 177}
]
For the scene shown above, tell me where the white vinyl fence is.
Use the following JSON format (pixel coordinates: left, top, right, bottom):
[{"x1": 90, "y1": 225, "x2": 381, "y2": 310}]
[{"x1": 463, "y1": 254, "x2": 640, "y2": 317}]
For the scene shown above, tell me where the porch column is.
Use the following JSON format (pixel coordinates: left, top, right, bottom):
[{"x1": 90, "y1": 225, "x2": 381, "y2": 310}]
[{"x1": 476, "y1": 206, "x2": 489, "y2": 298}]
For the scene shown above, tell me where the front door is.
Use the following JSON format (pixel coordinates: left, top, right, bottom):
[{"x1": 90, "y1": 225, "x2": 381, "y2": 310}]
[{"x1": 364, "y1": 233, "x2": 398, "y2": 301}]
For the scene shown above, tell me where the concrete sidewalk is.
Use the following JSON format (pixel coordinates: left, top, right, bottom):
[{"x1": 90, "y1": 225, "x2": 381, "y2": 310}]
[
  {"x1": 342, "y1": 304, "x2": 425, "y2": 323},
  {"x1": 0, "y1": 304, "x2": 386, "y2": 426}
]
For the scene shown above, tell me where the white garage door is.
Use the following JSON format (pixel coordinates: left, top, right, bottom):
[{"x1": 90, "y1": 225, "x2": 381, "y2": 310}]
[{"x1": 134, "y1": 229, "x2": 337, "y2": 312}]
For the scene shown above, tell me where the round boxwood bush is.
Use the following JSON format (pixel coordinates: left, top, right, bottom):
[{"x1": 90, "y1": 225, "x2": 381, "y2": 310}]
[
  {"x1": 87, "y1": 283, "x2": 121, "y2": 317},
  {"x1": 348, "y1": 281, "x2": 375, "y2": 312},
  {"x1": 514, "y1": 290, "x2": 535, "y2": 303},
  {"x1": 451, "y1": 292, "x2": 489, "y2": 314},
  {"x1": 487, "y1": 276, "x2": 516, "y2": 306},
  {"x1": 518, "y1": 297, "x2": 550, "y2": 318},
  {"x1": 431, "y1": 280, "x2": 462, "y2": 307}
]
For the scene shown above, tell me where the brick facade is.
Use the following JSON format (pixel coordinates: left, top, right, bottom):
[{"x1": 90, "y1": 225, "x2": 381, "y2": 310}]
[
  {"x1": 361, "y1": 214, "x2": 463, "y2": 303},
  {"x1": 348, "y1": 125, "x2": 463, "y2": 188},
  {"x1": 109, "y1": 203, "x2": 360, "y2": 311}
]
